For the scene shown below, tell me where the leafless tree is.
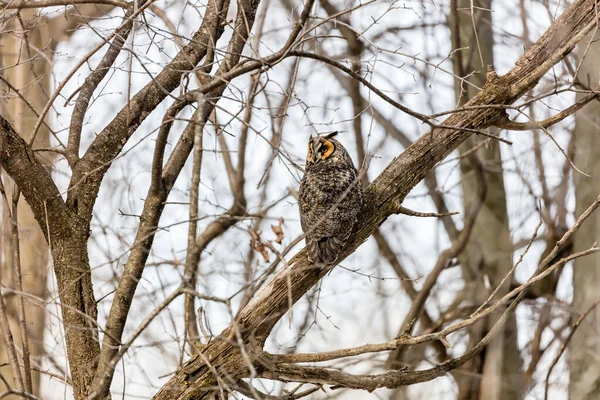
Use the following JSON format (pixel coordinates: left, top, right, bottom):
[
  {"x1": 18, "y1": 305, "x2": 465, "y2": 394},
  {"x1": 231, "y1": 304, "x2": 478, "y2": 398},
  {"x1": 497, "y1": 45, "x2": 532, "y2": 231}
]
[
  {"x1": 570, "y1": 30, "x2": 600, "y2": 400},
  {"x1": 0, "y1": 2, "x2": 115, "y2": 395},
  {"x1": 1, "y1": 0, "x2": 600, "y2": 399}
]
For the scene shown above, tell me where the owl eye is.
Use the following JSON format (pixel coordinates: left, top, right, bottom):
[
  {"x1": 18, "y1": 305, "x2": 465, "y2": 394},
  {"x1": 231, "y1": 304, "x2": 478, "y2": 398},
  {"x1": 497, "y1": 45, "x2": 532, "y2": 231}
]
[{"x1": 320, "y1": 141, "x2": 335, "y2": 159}]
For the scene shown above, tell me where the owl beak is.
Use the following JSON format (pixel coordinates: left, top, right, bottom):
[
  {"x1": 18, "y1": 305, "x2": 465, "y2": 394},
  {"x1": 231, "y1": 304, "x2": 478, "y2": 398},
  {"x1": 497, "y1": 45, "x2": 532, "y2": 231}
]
[{"x1": 310, "y1": 142, "x2": 321, "y2": 163}]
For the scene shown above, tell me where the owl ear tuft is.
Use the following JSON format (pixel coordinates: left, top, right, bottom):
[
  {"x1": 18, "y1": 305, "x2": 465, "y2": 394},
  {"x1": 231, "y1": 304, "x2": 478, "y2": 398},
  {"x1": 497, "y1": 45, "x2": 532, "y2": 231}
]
[{"x1": 325, "y1": 131, "x2": 338, "y2": 139}]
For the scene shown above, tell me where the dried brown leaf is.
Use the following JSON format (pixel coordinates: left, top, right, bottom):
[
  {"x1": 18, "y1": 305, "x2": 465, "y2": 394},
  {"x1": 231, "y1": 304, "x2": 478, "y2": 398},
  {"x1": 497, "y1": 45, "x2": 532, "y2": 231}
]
[{"x1": 271, "y1": 217, "x2": 285, "y2": 244}]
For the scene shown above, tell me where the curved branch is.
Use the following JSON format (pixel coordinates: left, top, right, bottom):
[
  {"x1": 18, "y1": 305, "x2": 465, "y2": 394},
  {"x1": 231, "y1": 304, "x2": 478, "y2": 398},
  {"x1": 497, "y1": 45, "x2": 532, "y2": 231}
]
[
  {"x1": 1, "y1": 0, "x2": 126, "y2": 8},
  {"x1": 0, "y1": 116, "x2": 69, "y2": 237}
]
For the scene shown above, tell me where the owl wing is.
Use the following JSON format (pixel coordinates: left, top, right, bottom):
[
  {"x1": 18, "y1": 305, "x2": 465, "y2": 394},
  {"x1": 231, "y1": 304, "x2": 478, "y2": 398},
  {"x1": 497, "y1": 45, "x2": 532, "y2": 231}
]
[{"x1": 301, "y1": 170, "x2": 362, "y2": 265}]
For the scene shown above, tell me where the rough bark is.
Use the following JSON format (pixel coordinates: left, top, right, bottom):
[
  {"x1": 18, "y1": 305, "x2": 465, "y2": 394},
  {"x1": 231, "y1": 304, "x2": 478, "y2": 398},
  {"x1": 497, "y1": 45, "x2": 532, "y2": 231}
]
[
  {"x1": 570, "y1": 30, "x2": 600, "y2": 400},
  {"x1": 152, "y1": 1, "x2": 600, "y2": 398},
  {"x1": 0, "y1": 115, "x2": 102, "y2": 399}
]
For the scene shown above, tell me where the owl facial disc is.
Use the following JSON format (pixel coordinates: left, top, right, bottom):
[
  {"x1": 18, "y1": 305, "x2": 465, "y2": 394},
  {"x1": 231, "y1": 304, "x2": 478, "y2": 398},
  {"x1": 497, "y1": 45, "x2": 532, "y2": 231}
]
[{"x1": 307, "y1": 136, "x2": 336, "y2": 163}]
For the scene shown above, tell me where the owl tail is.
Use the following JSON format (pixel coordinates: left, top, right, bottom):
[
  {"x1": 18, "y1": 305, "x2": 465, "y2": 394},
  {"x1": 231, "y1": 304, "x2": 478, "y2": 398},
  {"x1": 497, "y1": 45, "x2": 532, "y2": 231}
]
[{"x1": 306, "y1": 236, "x2": 346, "y2": 265}]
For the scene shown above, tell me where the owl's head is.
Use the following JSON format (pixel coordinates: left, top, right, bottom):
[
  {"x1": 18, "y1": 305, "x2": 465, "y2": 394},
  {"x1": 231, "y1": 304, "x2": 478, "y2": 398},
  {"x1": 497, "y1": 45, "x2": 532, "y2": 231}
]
[{"x1": 306, "y1": 132, "x2": 341, "y2": 165}]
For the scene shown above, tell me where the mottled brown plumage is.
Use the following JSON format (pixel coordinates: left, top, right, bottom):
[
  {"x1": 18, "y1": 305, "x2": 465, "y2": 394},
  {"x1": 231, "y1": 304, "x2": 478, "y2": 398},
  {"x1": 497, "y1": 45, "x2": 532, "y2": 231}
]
[{"x1": 299, "y1": 133, "x2": 363, "y2": 264}]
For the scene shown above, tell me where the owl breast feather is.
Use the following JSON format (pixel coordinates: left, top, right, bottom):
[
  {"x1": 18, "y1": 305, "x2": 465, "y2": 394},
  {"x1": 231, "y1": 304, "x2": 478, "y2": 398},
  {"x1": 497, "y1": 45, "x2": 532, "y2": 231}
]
[{"x1": 299, "y1": 163, "x2": 362, "y2": 264}]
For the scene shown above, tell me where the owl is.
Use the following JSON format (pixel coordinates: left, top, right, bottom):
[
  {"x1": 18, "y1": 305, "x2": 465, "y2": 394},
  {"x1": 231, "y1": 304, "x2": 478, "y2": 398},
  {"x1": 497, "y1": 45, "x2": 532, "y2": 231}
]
[{"x1": 299, "y1": 133, "x2": 363, "y2": 264}]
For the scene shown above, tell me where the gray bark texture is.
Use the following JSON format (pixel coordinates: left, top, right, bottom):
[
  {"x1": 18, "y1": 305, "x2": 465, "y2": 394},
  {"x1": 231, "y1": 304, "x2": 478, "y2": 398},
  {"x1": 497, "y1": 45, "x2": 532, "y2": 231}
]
[{"x1": 570, "y1": 30, "x2": 600, "y2": 400}]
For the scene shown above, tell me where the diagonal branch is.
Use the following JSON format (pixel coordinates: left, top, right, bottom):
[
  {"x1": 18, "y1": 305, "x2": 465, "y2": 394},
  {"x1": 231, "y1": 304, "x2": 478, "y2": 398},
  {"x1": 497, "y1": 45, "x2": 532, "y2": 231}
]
[
  {"x1": 0, "y1": 116, "x2": 69, "y2": 237},
  {"x1": 153, "y1": 1, "x2": 600, "y2": 398},
  {"x1": 66, "y1": 0, "x2": 230, "y2": 224},
  {"x1": 67, "y1": 1, "x2": 145, "y2": 165},
  {"x1": 89, "y1": 0, "x2": 284, "y2": 395},
  {"x1": 497, "y1": 88, "x2": 600, "y2": 131}
]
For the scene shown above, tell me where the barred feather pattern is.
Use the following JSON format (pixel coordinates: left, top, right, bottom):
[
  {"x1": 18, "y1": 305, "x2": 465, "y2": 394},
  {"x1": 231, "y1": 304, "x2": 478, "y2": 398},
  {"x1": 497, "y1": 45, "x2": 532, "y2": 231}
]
[{"x1": 299, "y1": 137, "x2": 363, "y2": 265}]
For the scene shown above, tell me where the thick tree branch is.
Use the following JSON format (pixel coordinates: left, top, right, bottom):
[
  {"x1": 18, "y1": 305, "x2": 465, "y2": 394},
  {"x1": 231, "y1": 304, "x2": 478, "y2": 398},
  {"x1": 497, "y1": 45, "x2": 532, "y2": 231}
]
[
  {"x1": 1, "y1": 118, "x2": 101, "y2": 399},
  {"x1": 0, "y1": 116, "x2": 68, "y2": 237}
]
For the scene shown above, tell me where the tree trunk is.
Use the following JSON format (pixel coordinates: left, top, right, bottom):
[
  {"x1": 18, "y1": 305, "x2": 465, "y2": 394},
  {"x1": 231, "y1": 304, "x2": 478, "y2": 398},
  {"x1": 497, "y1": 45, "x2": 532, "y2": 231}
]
[
  {"x1": 570, "y1": 30, "x2": 600, "y2": 400},
  {"x1": 0, "y1": 6, "x2": 112, "y2": 397},
  {"x1": 0, "y1": 9, "x2": 52, "y2": 396},
  {"x1": 449, "y1": 2, "x2": 523, "y2": 399}
]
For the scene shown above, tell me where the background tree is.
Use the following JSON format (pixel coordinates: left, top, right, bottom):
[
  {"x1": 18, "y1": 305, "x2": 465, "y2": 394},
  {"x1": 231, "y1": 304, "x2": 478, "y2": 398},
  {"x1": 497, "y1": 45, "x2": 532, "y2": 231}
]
[
  {"x1": 447, "y1": 2, "x2": 522, "y2": 398},
  {"x1": 570, "y1": 30, "x2": 600, "y2": 400},
  {"x1": 0, "y1": 4, "x2": 112, "y2": 396},
  {"x1": 0, "y1": 1, "x2": 599, "y2": 399}
]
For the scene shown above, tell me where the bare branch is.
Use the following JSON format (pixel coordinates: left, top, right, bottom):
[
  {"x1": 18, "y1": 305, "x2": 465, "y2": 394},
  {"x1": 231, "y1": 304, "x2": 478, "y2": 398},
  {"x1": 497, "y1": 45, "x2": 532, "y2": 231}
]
[
  {"x1": 155, "y1": 1, "x2": 600, "y2": 397},
  {"x1": 0, "y1": 0, "x2": 127, "y2": 9}
]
